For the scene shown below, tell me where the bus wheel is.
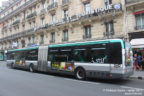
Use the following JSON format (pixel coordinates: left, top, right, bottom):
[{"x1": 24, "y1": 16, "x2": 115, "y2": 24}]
[
  {"x1": 29, "y1": 64, "x2": 34, "y2": 72},
  {"x1": 11, "y1": 63, "x2": 14, "y2": 69},
  {"x1": 75, "y1": 68, "x2": 86, "y2": 80}
]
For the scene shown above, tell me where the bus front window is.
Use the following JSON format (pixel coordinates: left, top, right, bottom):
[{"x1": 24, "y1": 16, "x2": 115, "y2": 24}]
[{"x1": 107, "y1": 42, "x2": 122, "y2": 64}]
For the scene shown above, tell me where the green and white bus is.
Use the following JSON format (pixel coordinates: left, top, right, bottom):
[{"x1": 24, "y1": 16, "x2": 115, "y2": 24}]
[{"x1": 7, "y1": 39, "x2": 134, "y2": 80}]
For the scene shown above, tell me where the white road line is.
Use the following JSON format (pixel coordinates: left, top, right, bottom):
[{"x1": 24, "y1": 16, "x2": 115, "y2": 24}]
[
  {"x1": 64, "y1": 78, "x2": 100, "y2": 85},
  {"x1": 120, "y1": 86, "x2": 144, "y2": 91}
]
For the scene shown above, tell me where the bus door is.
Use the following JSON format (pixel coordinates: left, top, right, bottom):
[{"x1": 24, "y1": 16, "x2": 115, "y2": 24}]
[
  {"x1": 49, "y1": 47, "x2": 74, "y2": 72},
  {"x1": 38, "y1": 46, "x2": 48, "y2": 72}
]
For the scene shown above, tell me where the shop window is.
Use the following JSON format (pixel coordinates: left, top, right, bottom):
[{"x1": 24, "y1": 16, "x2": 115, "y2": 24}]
[
  {"x1": 136, "y1": 13, "x2": 144, "y2": 30},
  {"x1": 105, "y1": 21, "x2": 114, "y2": 36},
  {"x1": 84, "y1": 2, "x2": 91, "y2": 13}
]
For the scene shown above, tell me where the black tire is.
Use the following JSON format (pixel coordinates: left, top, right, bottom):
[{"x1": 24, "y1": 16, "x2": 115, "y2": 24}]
[
  {"x1": 75, "y1": 68, "x2": 86, "y2": 80},
  {"x1": 11, "y1": 63, "x2": 14, "y2": 69},
  {"x1": 29, "y1": 64, "x2": 34, "y2": 72}
]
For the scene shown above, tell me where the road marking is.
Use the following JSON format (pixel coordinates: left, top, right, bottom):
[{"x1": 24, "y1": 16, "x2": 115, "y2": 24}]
[
  {"x1": 64, "y1": 78, "x2": 100, "y2": 85},
  {"x1": 120, "y1": 86, "x2": 144, "y2": 91}
]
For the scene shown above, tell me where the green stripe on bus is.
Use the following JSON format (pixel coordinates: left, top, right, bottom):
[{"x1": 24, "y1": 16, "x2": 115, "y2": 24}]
[
  {"x1": 110, "y1": 39, "x2": 124, "y2": 48},
  {"x1": 49, "y1": 41, "x2": 109, "y2": 48},
  {"x1": 49, "y1": 39, "x2": 124, "y2": 48},
  {"x1": 8, "y1": 47, "x2": 38, "y2": 52}
]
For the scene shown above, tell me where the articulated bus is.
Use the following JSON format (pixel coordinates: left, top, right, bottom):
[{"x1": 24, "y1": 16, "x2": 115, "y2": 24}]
[{"x1": 7, "y1": 39, "x2": 134, "y2": 80}]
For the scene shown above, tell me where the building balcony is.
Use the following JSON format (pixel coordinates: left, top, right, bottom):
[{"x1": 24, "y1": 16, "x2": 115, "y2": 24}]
[
  {"x1": 135, "y1": 25, "x2": 144, "y2": 30},
  {"x1": 22, "y1": 18, "x2": 26, "y2": 23},
  {"x1": 39, "y1": 41, "x2": 44, "y2": 45},
  {"x1": 2, "y1": 25, "x2": 8, "y2": 30},
  {"x1": 83, "y1": 34, "x2": 91, "y2": 39},
  {"x1": 47, "y1": 2, "x2": 58, "y2": 12},
  {"x1": 62, "y1": 0, "x2": 70, "y2": 5},
  {"x1": 40, "y1": 9, "x2": 46, "y2": 15},
  {"x1": 26, "y1": 12, "x2": 37, "y2": 19},
  {"x1": 0, "y1": 28, "x2": 36, "y2": 42},
  {"x1": 37, "y1": 24, "x2": 48, "y2": 30},
  {"x1": 12, "y1": 20, "x2": 20, "y2": 26},
  {"x1": 40, "y1": 9, "x2": 46, "y2": 18},
  {"x1": 128, "y1": 25, "x2": 144, "y2": 34},
  {"x1": 126, "y1": 0, "x2": 143, "y2": 4},
  {"x1": 62, "y1": 37, "x2": 68, "y2": 41},
  {"x1": 50, "y1": 40, "x2": 55, "y2": 43},
  {"x1": 126, "y1": 0, "x2": 144, "y2": 7},
  {"x1": 61, "y1": 0, "x2": 70, "y2": 9},
  {"x1": 27, "y1": 28, "x2": 36, "y2": 34},
  {"x1": 81, "y1": 0, "x2": 91, "y2": 3},
  {"x1": 103, "y1": 31, "x2": 114, "y2": 37}
]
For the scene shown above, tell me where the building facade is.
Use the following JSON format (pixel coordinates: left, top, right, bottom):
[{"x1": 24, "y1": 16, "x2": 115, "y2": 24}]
[
  {"x1": 0, "y1": 0, "x2": 125, "y2": 50},
  {"x1": 126, "y1": 0, "x2": 144, "y2": 57},
  {"x1": 126, "y1": 0, "x2": 144, "y2": 40}
]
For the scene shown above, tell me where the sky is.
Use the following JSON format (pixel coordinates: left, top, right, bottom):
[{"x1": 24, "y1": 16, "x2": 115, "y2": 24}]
[{"x1": 0, "y1": 0, "x2": 7, "y2": 7}]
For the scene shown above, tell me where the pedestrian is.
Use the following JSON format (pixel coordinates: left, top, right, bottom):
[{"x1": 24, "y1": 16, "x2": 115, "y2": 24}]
[
  {"x1": 142, "y1": 56, "x2": 144, "y2": 71},
  {"x1": 133, "y1": 53, "x2": 139, "y2": 71},
  {"x1": 137, "y1": 53, "x2": 143, "y2": 71}
]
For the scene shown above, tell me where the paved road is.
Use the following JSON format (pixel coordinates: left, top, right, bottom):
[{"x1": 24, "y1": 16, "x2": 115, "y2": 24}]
[{"x1": 0, "y1": 62, "x2": 144, "y2": 96}]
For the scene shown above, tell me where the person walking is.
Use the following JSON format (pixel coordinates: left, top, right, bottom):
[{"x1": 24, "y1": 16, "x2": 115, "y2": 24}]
[
  {"x1": 137, "y1": 53, "x2": 143, "y2": 71},
  {"x1": 133, "y1": 53, "x2": 139, "y2": 71}
]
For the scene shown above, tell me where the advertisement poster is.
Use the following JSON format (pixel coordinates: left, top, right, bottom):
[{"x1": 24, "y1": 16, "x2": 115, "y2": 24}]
[
  {"x1": 51, "y1": 62, "x2": 74, "y2": 72},
  {"x1": 16, "y1": 60, "x2": 26, "y2": 66}
]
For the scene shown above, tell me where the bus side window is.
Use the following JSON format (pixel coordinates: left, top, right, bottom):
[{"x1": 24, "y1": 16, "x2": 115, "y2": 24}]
[
  {"x1": 73, "y1": 50, "x2": 84, "y2": 62},
  {"x1": 90, "y1": 44, "x2": 107, "y2": 64},
  {"x1": 48, "y1": 48, "x2": 59, "y2": 62},
  {"x1": 59, "y1": 47, "x2": 73, "y2": 62},
  {"x1": 73, "y1": 46, "x2": 90, "y2": 62},
  {"x1": 26, "y1": 49, "x2": 38, "y2": 60}
]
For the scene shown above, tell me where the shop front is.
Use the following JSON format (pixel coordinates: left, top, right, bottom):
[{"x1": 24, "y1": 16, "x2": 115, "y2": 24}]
[{"x1": 130, "y1": 38, "x2": 144, "y2": 55}]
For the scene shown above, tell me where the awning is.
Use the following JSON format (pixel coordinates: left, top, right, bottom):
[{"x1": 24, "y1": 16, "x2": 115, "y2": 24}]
[
  {"x1": 130, "y1": 38, "x2": 144, "y2": 48},
  {"x1": 134, "y1": 11, "x2": 144, "y2": 15}
]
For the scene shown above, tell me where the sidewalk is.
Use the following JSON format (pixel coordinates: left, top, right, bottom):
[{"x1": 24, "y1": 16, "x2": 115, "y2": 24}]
[
  {"x1": 0, "y1": 61, "x2": 7, "y2": 67},
  {"x1": 130, "y1": 71, "x2": 144, "y2": 80},
  {"x1": 0, "y1": 61, "x2": 6, "y2": 64}
]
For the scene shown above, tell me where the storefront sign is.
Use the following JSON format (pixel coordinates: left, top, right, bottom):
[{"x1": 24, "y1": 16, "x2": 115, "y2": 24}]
[
  {"x1": 46, "y1": 3, "x2": 121, "y2": 27},
  {"x1": 28, "y1": 43, "x2": 37, "y2": 47},
  {"x1": 12, "y1": 42, "x2": 18, "y2": 48}
]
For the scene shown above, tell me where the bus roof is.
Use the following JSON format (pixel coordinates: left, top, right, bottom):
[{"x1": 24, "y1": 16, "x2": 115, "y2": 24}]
[
  {"x1": 8, "y1": 47, "x2": 38, "y2": 52},
  {"x1": 49, "y1": 39, "x2": 124, "y2": 48}
]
